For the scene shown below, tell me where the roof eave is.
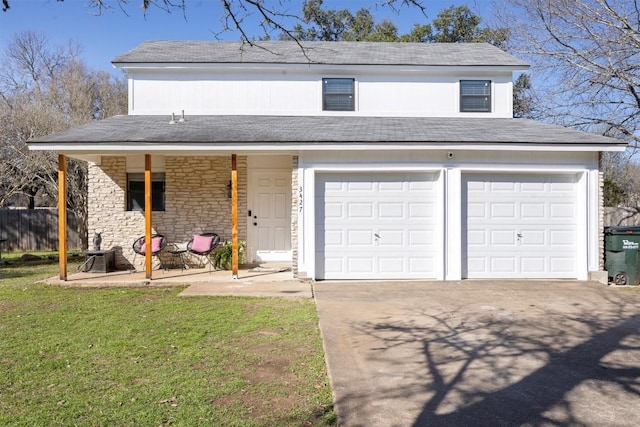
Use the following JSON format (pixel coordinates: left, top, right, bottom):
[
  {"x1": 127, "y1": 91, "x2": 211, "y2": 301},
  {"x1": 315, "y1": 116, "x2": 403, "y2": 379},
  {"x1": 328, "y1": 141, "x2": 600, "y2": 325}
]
[
  {"x1": 112, "y1": 62, "x2": 530, "y2": 72},
  {"x1": 28, "y1": 141, "x2": 626, "y2": 154}
]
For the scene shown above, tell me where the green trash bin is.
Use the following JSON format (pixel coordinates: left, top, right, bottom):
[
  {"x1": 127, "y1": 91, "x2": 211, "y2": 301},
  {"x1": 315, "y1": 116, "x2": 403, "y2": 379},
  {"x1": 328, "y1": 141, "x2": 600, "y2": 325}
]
[{"x1": 605, "y1": 226, "x2": 640, "y2": 285}]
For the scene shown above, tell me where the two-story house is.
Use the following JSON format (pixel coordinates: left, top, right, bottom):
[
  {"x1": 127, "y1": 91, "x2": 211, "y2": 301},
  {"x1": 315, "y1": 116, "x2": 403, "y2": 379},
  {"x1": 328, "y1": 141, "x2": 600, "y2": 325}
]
[{"x1": 28, "y1": 41, "x2": 625, "y2": 281}]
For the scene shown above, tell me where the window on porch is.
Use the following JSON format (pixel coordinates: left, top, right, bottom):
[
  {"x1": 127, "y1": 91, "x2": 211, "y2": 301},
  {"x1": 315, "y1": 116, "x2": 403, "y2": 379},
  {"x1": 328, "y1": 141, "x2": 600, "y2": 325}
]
[{"x1": 127, "y1": 172, "x2": 166, "y2": 211}]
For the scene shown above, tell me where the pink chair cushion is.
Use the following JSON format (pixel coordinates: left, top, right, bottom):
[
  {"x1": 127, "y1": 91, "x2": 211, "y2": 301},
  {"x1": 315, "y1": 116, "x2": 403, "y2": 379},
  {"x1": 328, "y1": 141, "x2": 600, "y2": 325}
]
[
  {"x1": 140, "y1": 236, "x2": 163, "y2": 254},
  {"x1": 191, "y1": 234, "x2": 214, "y2": 253}
]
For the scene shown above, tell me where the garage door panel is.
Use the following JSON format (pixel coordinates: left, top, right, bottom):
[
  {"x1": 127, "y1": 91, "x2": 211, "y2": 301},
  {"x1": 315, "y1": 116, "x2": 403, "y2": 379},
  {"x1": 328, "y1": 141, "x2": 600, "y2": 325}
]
[
  {"x1": 379, "y1": 203, "x2": 404, "y2": 218},
  {"x1": 348, "y1": 203, "x2": 374, "y2": 218},
  {"x1": 468, "y1": 203, "x2": 487, "y2": 218},
  {"x1": 410, "y1": 180, "x2": 435, "y2": 190},
  {"x1": 468, "y1": 229, "x2": 487, "y2": 245},
  {"x1": 491, "y1": 257, "x2": 516, "y2": 272},
  {"x1": 491, "y1": 203, "x2": 516, "y2": 218},
  {"x1": 550, "y1": 258, "x2": 574, "y2": 272},
  {"x1": 379, "y1": 181, "x2": 404, "y2": 192},
  {"x1": 324, "y1": 181, "x2": 344, "y2": 193},
  {"x1": 520, "y1": 229, "x2": 545, "y2": 246},
  {"x1": 522, "y1": 203, "x2": 545, "y2": 218},
  {"x1": 550, "y1": 230, "x2": 575, "y2": 245},
  {"x1": 467, "y1": 257, "x2": 487, "y2": 273},
  {"x1": 324, "y1": 202, "x2": 343, "y2": 218},
  {"x1": 464, "y1": 173, "x2": 577, "y2": 279},
  {"x1": 377, "y1": 230, "x2": 404, "y2": 246},
  {"x1": 379, "y1": 257, "x2": 405, "y2": 273},
  {"x1": 409, "y1": 202, "x2": 434, "y2": 218},
  {"x1": 348, "y1": 257, "x2": 374, "y2": 273},
  {"x1": 409, "y1": 257, "x2": 435, "y2": 273},
  {"x1": 550, "y1": 203, "x2": 574, "y2": 218},
  {"x1": 347, "y1": 230, "x2": 374, "y2": 246},
  {"x1": 347, "y1": 182, "x2": 375, "y2": 192},
  {"x1": 521, "y1": 182, "x2": 545, "y2": 192},
  {"x1": 491, "y1": 181, "x2": 517, "y2": 191},
  {"x1": 324, "y1": 257, "x2": 344, "y2": 274},
  {"x1": 467, "y1": 180, "x2": 486, "y2": 191},
  {"x1": 409, "y1": 229, "x2": 433, "y2": 245},
  {"x1": 490, "y1": 229, "x2": 517, "y2": 246},
  {"x1": 316, "y1": 173, "x2": 439, "y2": 280},
  {"x1": 550, "y1": 179, "x2": 575, "y2": 190},
  {"x1": 520, "y1": 257, "x2": 545, "y2": 273}
]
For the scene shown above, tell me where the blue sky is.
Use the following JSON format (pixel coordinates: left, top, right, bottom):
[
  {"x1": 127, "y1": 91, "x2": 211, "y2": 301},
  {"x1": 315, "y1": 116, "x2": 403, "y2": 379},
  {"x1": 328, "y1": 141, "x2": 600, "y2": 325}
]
[{"x1": 0, "y1": 0, "x2": 495, "y2": 72}]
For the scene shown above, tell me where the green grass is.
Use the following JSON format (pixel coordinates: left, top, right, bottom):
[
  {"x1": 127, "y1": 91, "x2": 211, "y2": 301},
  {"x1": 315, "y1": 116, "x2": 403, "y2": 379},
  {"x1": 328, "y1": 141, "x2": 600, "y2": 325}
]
[{"x1": 0, "y1": 254, "x2": 336, "y2": 426}]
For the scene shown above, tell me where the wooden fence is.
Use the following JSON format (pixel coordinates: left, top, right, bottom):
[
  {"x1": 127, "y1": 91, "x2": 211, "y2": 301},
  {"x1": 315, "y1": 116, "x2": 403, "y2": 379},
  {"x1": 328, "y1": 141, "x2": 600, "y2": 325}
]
[{"x1": 0, "y1": 208, "x2": 82, "y2": 252}]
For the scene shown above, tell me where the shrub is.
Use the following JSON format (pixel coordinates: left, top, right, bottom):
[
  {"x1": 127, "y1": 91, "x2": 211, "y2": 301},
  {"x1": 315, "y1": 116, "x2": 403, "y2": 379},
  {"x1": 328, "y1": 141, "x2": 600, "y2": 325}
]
[{"x1": 213, "y1": 240, "x2": 246, "y2": 270}]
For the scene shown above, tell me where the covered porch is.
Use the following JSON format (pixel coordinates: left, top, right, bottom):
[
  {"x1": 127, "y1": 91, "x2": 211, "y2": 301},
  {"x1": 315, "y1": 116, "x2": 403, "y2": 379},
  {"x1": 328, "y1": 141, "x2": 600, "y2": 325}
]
[{"x1": 54, "y1": 149, "x2": 295, "y2": 282}]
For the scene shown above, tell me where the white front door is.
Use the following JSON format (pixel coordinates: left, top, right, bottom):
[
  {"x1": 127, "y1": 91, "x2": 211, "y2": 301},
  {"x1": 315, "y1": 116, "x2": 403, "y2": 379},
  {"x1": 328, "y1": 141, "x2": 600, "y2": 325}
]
[
  {"x1": 463, "y1": 173, "x2": 578, "y2": 279},
  {"x1": 248, "y1": 170, "x2": 292, "y2": 262},
  {"x1": 315, "y1": 172, "x2": 439, "y2": 280}
]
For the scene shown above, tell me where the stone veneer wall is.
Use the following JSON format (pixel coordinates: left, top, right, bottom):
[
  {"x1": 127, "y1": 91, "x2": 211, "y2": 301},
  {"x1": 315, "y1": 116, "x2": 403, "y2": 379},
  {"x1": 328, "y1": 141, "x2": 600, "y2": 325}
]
[
  {"x1": 88, "y1": 155, "x2": 247, "y2": 269},
  {"x1": 88, "y1": 157, "x2": 146, "y2": 268},
  {"x1": 599, "y1": 169, "x2": 605, "y2": 271},
  {"x1": 291, "y1": 156, "x2": 299, "y2": 278}
]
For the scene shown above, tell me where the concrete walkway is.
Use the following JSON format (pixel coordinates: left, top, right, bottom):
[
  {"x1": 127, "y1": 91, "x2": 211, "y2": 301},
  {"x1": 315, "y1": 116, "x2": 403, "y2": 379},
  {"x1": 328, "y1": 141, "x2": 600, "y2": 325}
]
[
  {"x1": 178, "y1": 278, "x2": 312, "y2": 298},
  {"x1": 45, "y1": 265, "x2": 313, "y2": 299},
  {"x1": 313, "y1": 280, "x2": 640, "y2": 427}
]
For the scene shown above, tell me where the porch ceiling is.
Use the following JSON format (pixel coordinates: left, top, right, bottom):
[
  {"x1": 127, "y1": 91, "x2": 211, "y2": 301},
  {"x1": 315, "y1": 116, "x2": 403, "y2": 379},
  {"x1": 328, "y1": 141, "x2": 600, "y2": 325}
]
[{"x1": 27, "y1": 115, "x2": 626, "y2": 152}]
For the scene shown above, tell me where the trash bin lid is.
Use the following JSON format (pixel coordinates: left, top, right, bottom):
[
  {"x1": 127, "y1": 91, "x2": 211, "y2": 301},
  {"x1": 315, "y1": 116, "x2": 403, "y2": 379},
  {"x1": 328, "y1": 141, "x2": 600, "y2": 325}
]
[{"x1": 605, "y1": 225, "x2": 640, "y2": 235}]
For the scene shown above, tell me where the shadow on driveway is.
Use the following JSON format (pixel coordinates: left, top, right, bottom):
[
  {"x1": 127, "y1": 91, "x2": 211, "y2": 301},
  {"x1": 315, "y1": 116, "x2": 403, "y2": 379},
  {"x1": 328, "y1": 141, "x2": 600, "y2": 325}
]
[{"x1": 313, "y1": 280, "x2": 640, "y2": 426}]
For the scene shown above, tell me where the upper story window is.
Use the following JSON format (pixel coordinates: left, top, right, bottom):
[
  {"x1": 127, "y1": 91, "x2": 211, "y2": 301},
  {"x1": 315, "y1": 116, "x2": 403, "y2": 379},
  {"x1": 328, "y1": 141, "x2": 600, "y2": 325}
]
[
  {"x1": 460, "y1": 80, "x2": 491, "y2": 112},
  {"x1": 127, "y1": 173, "x2": 166, "y2": 211},
  {"x1": 323, "y1": 78, "x2": 355, "y2": 111}
]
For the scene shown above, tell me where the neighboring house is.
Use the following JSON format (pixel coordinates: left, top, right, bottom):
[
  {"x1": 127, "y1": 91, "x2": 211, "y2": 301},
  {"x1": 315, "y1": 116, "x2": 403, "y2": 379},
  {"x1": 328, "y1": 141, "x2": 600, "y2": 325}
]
[{"x1": 28, "y1": 41, "x2": 625, "y2": 281}]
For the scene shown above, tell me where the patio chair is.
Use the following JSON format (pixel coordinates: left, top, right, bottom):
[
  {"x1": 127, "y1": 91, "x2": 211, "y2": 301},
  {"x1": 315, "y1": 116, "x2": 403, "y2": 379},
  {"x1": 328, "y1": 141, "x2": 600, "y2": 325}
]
[
  {"x1": 187, "y1": 232, "x2": 220, "y2": 272},
  {"x1": 132, "y1": 234, "x2": 167, "y2": 270}
]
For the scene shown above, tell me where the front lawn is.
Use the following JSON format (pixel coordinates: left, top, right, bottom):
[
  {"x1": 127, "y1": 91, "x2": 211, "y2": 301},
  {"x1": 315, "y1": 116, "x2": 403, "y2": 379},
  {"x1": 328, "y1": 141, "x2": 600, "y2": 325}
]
[{"x1": 0, "y1": 255, "x2": 336, "y2": 426}]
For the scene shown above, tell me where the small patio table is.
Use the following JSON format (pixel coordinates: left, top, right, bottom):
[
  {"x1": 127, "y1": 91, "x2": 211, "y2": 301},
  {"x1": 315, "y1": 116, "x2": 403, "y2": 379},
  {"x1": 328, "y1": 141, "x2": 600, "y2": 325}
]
[{"x1": 167, "y1": 244, "x2": 189, "y2": 271}]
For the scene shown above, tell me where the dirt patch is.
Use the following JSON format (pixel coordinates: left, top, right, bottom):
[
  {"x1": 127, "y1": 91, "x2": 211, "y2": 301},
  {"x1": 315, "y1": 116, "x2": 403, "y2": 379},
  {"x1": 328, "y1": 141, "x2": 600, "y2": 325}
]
[
  {"x1": 0, "y1": 302, "x2": 20, "y2": 311},
  {"x1": 210, "y1": 332, "x2": 323, "y2": 422}
]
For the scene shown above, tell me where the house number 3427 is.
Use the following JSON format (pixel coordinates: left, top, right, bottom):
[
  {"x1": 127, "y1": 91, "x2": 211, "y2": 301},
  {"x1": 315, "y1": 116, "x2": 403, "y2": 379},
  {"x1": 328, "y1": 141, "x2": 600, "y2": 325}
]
[{"x1": 299, "y1": 186, "x2": 303, "y2": 212}]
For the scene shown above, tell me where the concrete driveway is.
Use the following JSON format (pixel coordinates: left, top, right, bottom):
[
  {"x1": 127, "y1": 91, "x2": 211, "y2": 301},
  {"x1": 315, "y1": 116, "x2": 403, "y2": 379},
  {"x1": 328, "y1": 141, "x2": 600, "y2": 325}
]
[{"x1": 313, "y1": 280, "x2": 640, "y2": 427}]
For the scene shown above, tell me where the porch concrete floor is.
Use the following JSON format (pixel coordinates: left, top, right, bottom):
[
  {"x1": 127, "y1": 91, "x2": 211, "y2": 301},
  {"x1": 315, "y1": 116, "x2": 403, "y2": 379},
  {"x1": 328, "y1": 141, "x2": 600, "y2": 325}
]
[{"x1": 44, "y1": 264, "x2": 312, "y2": 299}]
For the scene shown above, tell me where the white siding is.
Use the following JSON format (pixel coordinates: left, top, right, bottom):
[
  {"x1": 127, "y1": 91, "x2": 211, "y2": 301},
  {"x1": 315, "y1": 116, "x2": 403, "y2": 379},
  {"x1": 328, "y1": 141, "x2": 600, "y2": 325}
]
[{"x1": 128, "y1": 69, "x2": 514, "y2": 118}]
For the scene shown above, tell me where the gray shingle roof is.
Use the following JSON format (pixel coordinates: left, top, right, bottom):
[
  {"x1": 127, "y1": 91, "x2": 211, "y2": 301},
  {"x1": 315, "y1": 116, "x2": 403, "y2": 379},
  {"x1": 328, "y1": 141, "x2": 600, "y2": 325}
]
[
  {"x1": 112, "y1": 41, "x2": 529, "y2": 68},
  {"x1": 28, "y1": 115, "x2": 623, "y2": 147}
]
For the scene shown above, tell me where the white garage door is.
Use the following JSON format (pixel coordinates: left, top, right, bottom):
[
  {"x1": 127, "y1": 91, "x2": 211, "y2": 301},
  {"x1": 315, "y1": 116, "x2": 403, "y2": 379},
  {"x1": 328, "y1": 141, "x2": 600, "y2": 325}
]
[
  {"x1": 315, "y1": 173, "x2": 439, "y2": 280},
  {"x1": 463, "y1": 173, "x2": 578, "y2": 279}
]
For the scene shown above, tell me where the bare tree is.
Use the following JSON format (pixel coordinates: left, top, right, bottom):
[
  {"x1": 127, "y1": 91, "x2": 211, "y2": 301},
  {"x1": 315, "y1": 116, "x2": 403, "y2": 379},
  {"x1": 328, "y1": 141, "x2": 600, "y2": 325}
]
[
  {"x1": 498, "y1": 0, "x2": 640, "y2": 213},
  {"x1": 0, "y1": 31, "x2": 128, "y2": 248},
  {"x1": 498, "y1": 0, "x2": 640, "y2": 150},
  {"x1": 2, "y1": 0, "x2": 426, "y2": 42}
]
